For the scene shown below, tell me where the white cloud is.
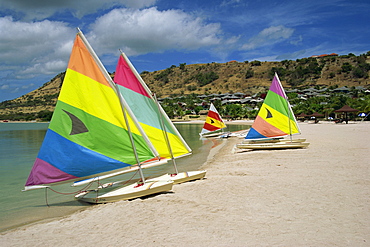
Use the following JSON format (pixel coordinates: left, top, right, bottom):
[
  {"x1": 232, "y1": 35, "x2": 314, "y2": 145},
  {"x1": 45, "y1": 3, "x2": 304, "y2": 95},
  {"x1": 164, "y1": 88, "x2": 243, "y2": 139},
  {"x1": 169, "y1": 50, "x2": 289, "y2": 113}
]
[
  {"x1": 88, "y1": 7, "x2": 223, "y2": 56},
  {"x1": 0, "y1": 7, "x2": 230, "y2": 101},
  {"x1": 0, "y1": 84, "x2": 9, "y2": 90},
  {"x1": 220, "y1": 0, "x2": 246, "y2": 8},
  {"x1": 0, "y1": 0, "x2": 157, "y2": 20},
  {"x1": 21, "y1": 83, "x2": 34, "y2": 89},
  {"x1": 0, "y1": 16, "x2": 75, "y2": 79},
  {"x1": 122, "y1": 0, "x2": 157, "y2": 8},
  {"x1": 275, "y1": 50, "x2": 307, "y2": 61},
  {"x1": 241, "y1": 25, "x2": 294, "y2": 50},
  {"x1": 0, "y1": 6, "x2": 229, "y2": 100},
  {"x1": 290, "y1": 35, "x2": 303, "y2": 45}
]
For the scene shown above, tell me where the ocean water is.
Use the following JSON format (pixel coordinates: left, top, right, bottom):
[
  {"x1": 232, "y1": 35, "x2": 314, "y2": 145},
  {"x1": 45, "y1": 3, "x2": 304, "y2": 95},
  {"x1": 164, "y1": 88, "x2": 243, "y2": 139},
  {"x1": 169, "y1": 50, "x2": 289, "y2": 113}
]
[{"x1": 0, "y1": 122, "x2": 247, "y2": 232}]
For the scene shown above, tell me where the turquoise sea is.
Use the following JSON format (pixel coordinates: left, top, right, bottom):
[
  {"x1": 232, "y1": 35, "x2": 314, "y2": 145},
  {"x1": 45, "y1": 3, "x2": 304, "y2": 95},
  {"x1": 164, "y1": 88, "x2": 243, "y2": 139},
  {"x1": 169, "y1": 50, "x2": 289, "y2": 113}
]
[{"x1": 0, "y1": 122, "x2": 247, "y2": 232}]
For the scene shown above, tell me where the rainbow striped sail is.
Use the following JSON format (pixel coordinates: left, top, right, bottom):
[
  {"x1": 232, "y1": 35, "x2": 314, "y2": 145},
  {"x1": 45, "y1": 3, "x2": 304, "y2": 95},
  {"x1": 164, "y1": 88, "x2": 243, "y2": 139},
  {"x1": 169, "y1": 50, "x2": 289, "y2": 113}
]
[
  {"x1": 113, "y1": 53, "x2": 191, "y2": 160},
  {"x1": 245, "y1": 73, "x2": 300, "y2": 140},
  {"x1": 25, "y1": 31, "x2": 156, "y2": 190},
  {"x1": 200, "y1": 103, "x2": 226, "y2": 136}
]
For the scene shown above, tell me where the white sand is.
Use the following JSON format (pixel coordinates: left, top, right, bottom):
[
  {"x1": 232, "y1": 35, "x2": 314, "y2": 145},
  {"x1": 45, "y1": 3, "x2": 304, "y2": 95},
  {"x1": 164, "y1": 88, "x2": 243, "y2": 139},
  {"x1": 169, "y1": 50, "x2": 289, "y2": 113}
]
[{"x1": 1, "y1": 122, "x2": 369, "y2": 246}]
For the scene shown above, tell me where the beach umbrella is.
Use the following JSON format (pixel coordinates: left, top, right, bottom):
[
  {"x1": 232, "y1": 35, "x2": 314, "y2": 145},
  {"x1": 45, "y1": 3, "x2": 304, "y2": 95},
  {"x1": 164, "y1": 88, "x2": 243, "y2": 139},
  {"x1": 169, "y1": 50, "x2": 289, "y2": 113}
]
[
  {"x1": 296, "y1": 113, "x2": 308, "y2": 117},
  {"x1": 308, "y1": 112, "x2": 324, "y2": 123},
  {"x1": 358, "y1": 112, "x2": 370, "y2": 122},
  {"x1": 334, "y1": 105, "x2": 359, "y2": 113},
  {"x1": 334, "y1": 105, "x2": 359, "y2": 124},
  {"x1": 310, "y1": 112, "x2": 324, "y2": 117},
  {"x1": 296, "y1": 113, "x2": 309, "y2": 121}
]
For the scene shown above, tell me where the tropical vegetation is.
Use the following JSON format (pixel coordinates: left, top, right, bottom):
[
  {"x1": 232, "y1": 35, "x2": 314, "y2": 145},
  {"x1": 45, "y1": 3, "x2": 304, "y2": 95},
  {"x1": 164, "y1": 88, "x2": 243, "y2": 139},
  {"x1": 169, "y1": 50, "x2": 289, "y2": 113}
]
[{"x1": 0, "y1": 52, "x2": 369, "y2": 122}]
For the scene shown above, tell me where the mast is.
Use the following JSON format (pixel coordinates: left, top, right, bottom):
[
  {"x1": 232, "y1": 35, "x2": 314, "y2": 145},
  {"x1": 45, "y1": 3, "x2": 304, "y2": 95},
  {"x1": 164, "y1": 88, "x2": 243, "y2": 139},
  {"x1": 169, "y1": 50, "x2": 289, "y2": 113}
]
[
  {"x1": 76, "y1": 29, "x2": 149, "y2": 184},
  {"x1": 274, "y1": 73, "x2": 292, "y2": 141},
  {"x1": 120, "y1": 97, "x2": 146, "y2": 184},
  {"x1": 274, "y1": 72, "x2": 298, "y2": 141},
  {"x1": 200, "y1": 103, "x2": 226, "y2": 136},
  {"x1": 153, "y1": 93, "x2": 179, "y2": 174},
  {"x1": 24, "y1": 29, "x2": 162, "y2": 191},
  {"x1": 77, "y1": 29, "x2": 160, "y2": 160},
  {"x1": 119, "y1": 51, "x2": 191, "y2": 153}
]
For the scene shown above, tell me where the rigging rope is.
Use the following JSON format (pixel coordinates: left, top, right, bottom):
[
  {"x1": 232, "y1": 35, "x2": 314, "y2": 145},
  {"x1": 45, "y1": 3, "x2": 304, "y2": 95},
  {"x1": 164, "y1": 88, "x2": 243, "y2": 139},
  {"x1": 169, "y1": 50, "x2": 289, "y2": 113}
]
[{"x1": 43, "y1": 170, "x2": 141, "y2": 205}]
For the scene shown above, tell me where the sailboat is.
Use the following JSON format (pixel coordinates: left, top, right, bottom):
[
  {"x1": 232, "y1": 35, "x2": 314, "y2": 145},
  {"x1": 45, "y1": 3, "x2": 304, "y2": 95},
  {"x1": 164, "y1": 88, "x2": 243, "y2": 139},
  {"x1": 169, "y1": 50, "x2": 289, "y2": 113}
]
[
  {"x1": 199, "y1": 103, "x2": 227, "y2": 138},
  {"x1": 236, "y1": 73, "x2": 309, "y2": 150},
  {"x1": 24, "y1": 29, "x2": 173, "y2": 204},
  {"x1": 112, "y1": 52, "x2": 206, "y2": 184}
]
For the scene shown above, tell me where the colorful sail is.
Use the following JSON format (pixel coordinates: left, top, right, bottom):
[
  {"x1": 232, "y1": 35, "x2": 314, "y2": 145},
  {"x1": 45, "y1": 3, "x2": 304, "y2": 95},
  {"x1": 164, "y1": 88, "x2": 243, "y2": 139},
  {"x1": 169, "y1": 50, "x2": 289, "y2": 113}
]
[
  {"x1": 113, "y1": 53, "x2": 191, "y2": 160},
  {"x1": 200, "y1": 103, "x2": 226, "y2": 135},
  {"x1": 245, "y1": 73, "x2": 300, "y2": 140},
  {"x1": 25, "y1": 32, "x2": 156, "y2": 189}
]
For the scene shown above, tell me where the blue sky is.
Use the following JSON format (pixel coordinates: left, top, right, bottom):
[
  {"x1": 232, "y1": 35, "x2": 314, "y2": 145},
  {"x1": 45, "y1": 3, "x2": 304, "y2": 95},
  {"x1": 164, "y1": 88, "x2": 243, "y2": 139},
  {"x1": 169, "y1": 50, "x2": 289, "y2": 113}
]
[{"x1": 0, "y1": 0, "x2": 369, "y2": 102}]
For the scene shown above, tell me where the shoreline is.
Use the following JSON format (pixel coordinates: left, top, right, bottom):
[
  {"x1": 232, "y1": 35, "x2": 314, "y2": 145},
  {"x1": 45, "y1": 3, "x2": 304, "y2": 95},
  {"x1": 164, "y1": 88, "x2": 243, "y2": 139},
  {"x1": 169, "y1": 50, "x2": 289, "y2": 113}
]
[
  {"x1": 1, "y1": 122, "x2": 369, "y2": 246},
  {"x1": 172, "y1": 119, "x2": 254, "y2": 125},
  {"x1": 2, "y1": 119, "x2": 364, "y2": 125}
]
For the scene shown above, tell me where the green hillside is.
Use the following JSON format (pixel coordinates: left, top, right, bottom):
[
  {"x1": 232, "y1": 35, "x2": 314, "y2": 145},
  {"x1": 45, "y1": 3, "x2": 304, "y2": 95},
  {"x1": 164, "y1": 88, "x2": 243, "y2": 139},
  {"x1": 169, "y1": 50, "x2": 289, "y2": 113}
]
[{"x1": 0, "y1": 52, "x2": 369, "y2": 121}]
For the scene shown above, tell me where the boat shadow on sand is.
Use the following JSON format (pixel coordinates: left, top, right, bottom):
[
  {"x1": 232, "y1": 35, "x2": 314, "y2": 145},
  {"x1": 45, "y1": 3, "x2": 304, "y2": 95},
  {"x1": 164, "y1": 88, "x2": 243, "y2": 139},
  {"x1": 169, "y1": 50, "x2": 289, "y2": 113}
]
[
  {"x1": 233, "y1": 145, "x2": 309, "y2": 154},
  {"x1": 130, "y1": 190, "x2": 174, "y2": 201},
  {"x1": 32, "y1": 191, "x2": 175, "y2": 207}
]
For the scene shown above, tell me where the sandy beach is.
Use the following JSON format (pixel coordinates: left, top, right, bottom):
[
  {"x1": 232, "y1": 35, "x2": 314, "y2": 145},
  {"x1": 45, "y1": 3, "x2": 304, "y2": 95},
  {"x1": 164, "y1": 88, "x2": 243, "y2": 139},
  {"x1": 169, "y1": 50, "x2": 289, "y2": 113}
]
[{"x1": 1, "y1": 121, "x2": 369, "y2": 246}]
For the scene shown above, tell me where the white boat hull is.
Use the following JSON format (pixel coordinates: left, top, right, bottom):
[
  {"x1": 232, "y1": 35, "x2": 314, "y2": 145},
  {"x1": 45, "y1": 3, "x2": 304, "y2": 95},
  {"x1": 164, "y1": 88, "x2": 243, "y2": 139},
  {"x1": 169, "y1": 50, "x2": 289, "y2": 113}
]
[
  {"x1": 148, "y1": 170, "x2": 207, "y2": 184},
  {"x1": 75, "y1": 180, "x2": 173, "y2": 204},
  {"x1": 200, "y1": 132, "x2": 224, "y2": 138},
  {"x1": 242, "y1": 138, "x2": 306, "y2": 144},
  {"x1": 237, "y1": 141, "x2": 310, "y2": 150}
]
